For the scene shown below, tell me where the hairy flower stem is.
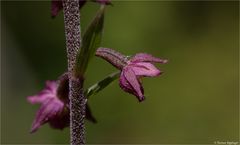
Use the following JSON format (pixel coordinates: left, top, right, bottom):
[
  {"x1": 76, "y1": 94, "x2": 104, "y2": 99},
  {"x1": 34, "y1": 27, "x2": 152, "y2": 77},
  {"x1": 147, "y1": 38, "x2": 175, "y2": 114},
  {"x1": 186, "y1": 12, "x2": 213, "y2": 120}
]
[{"x1": 62, "y1": 1, "x2": 86, "y2": 145}]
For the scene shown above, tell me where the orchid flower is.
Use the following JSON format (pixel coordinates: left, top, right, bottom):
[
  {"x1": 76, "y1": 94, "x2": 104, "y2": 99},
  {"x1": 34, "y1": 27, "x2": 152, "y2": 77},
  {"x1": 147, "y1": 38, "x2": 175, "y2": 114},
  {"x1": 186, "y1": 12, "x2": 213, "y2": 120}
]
[
  {"x1": 96, "y1": 47, "x2": 168, "y2": 102},
  {"x1": 27, "y1": 74, "x2": 96, "y2": 133}
]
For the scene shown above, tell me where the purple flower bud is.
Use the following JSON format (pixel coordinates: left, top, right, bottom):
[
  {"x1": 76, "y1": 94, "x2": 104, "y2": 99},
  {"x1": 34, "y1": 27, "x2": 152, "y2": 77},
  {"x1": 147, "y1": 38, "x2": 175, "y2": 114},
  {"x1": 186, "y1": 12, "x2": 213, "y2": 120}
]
[
  {"x1": 96, "y1": 48, "x2": 168, "y2": 102},
  {"x1": 27, "y1": 75, "x2": 96, "y2": 133}
]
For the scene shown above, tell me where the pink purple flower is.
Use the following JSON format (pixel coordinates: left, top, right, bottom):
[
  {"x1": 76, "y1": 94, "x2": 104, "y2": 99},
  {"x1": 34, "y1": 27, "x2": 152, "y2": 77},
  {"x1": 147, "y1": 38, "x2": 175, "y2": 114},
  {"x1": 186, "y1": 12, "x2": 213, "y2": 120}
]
[
  {"x1": 96, "y1": 48, "x2": 167, "y2": 102},
  {"x1": 27, "y1": 75, "x2": 96, "y2": 133},
  {"x1": 27, "y1": 81, "x2": 68, "y2": 133}
]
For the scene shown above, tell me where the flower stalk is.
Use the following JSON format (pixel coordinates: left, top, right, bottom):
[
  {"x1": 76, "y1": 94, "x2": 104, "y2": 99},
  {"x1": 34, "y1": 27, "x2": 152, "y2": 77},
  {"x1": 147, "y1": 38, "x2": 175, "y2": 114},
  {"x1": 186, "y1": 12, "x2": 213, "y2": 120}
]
[{"x1": 62, "y1": 0, "x2": 86, "y2": 145}]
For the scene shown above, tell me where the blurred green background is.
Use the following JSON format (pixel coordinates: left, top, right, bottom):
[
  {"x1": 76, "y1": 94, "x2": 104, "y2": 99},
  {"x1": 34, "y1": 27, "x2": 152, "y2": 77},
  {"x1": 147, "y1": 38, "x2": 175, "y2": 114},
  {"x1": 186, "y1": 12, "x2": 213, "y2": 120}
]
[{"x1": 1, "y1": 1, "x2": 239, "y2": 144}]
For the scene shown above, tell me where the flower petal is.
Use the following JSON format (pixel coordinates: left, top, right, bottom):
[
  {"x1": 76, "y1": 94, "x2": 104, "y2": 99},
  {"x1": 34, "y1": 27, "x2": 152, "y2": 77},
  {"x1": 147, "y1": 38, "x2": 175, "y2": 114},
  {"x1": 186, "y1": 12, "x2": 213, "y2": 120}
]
[
  {"x1": 49, "y1": 107, "x2": 69, "y2": 130},
  {"x1": 131, "y1": 53, "x2": 168, "y2": 64},
  {"x1": 120, "y1": 67, "x2": 145, "y2": 101},
  {"x1": 119, "y1": 72, "x2": 133, "y2": 93},
  {"x1": 27, "y1": 81, "x2": 58, "y2": 104},
  {"x1": 130, "y1": 62, "x2": 162, "y2": 77},
  {"x1": 51, "y1": 0, "x2": 63, "y2": 18},
  {"x1": 27, "y1": 94, "x2": 50, "y2": 104},
  {"x1": 30, "y1": 98, "x2": 64, "y2": 133},
  {"x1": 45, "y1": 81, "x2": 58, "y2": 92}
]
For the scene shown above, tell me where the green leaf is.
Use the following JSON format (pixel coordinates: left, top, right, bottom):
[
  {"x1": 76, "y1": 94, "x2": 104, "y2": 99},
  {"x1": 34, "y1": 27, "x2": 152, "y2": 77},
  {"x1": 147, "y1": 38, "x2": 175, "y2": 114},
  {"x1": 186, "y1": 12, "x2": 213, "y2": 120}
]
[
  {"x1": 75, "y1": 5, "x2": 105, "y2": 77},
  {"x1": 85, "y1": 71, "x2": 120, "y2": 98}
]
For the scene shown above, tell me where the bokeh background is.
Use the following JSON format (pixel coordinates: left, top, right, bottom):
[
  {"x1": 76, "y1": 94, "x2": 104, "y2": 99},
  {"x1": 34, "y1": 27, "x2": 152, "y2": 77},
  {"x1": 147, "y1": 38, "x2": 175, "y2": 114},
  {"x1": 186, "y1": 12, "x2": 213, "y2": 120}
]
[{"x1": 1, "y1": 1, "x2": 239, "y2": 144}]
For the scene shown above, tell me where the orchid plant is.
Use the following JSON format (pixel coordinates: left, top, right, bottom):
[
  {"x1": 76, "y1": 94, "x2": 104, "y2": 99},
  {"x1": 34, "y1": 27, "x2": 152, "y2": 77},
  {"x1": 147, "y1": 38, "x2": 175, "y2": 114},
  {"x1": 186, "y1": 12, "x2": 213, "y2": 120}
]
[{"x1": 27, "y1": 0, "x2": 167, "y2": 145}]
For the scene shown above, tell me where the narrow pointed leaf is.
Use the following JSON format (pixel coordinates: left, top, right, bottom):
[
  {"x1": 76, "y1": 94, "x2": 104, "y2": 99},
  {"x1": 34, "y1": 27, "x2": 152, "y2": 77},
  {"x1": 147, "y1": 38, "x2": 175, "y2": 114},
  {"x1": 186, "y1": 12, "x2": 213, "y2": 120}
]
[
  {"x1": 75, "y1": 5, "x2": 105, "y2": 77},
  {"x1": 85, "y1": 71, "x2": 120, "y2": 98}
]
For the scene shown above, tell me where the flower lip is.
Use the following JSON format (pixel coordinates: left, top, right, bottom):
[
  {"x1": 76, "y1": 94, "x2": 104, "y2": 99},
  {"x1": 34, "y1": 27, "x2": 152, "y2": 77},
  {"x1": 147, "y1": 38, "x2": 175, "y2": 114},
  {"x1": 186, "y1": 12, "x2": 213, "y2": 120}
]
[
  {"x1": 128, "y1": 62, "x2": 162, "y2": 77},
  {"x1": 119, "y1": 69, "x2": 145, "y2": 102},
  {"x1": 30, "y1": 97, "x2": 65, "y2": 133}
]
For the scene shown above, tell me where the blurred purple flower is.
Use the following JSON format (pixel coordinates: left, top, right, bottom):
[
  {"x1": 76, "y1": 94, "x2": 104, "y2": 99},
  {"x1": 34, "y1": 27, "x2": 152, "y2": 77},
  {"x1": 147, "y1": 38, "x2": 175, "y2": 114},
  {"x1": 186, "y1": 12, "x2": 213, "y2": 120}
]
[
  {"x1": 51, "y1": 0, "x2": 111, "y2": 18},
  {"x1": 96, "y1": 48, "x2": 167, "y2": 102},
  {"x1": 28, "y1": 75, "x2": 96, "y2": 133},
  {"x1": 27, "y1": 81, "x2": 68, "y2": 133}
]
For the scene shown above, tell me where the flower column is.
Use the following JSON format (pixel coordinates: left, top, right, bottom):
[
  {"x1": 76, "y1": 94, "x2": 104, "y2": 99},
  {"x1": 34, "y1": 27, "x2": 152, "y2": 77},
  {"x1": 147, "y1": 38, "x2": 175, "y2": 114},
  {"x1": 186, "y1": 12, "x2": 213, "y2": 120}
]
[{"x1": 62, "y1": 0, "x2": 86, "y2": 145}]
